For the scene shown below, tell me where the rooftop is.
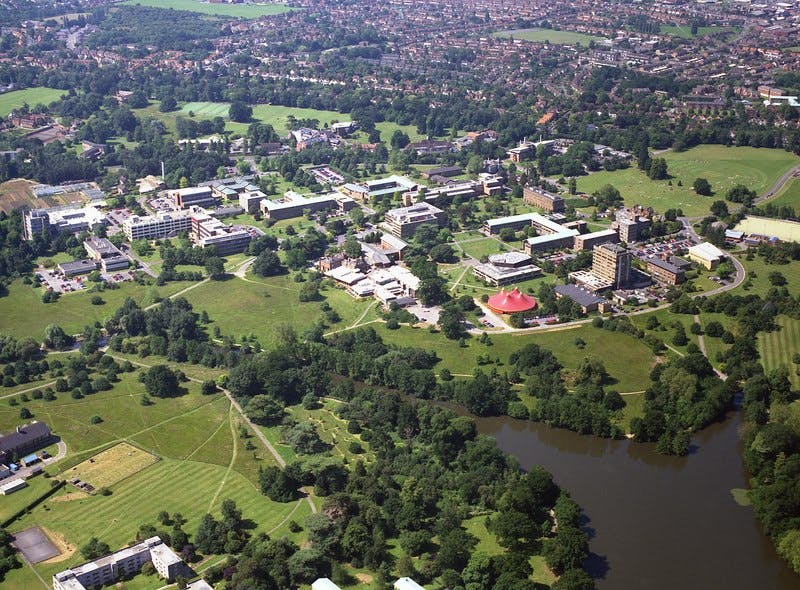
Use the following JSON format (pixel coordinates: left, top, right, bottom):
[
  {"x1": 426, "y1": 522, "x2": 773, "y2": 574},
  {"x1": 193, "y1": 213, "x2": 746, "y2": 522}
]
[{"x1": 554, "y1": 283, "x2": 606, "y2": 307}]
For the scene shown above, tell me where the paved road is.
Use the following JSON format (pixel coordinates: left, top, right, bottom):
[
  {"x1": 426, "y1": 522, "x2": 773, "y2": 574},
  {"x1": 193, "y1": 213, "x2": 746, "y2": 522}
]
[
  {"x1": 755, "y1": 162, "x2": 800, "y2": 205},
  {"x1": 0, "y1": 440, "x2": 67, "y2": 486}
]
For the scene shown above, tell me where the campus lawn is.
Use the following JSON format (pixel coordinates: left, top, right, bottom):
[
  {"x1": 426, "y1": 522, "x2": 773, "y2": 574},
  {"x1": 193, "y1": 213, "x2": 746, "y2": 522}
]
[
  {"x1": 376, "y1": 323, "x2": 657, "y2": 393},
  {"x1": 759, "y1": 316, "x2": 800, "y2": 389},
  {"x1": 763, "y1": 177, "x2": 800, "y2": 210},
  {"x1": 0, "y1": 476, "x2": 53, "y2": 524},
  {"x1": 453, "y1": 235, "x2": 507, "y2": 260},
  {"x1": 182, "y1": 274, "x2": 375, "y2": 349},
  {"x1": 736, "y1": 254, "x2": 800, "y2": 297},
  {"x1": 659, "y1": 25, "x2": 739, "y2": 39},
  {"x1": 575, "y1": 145, "x2": 800, "y2": 218},
  {"x1": 374, "y1": 121, "x2": 427, "y2": 144},
  {"x1": 0, "y1": 279, "x2": 195, "y2": 340},
  {"x1": 0, "y1": 87, "x2": 65, "y2": 118},
  {"x1": 493, "y1": 27, "x2": 602, "y2": 46},
  {"x1": 120, "y1": 0, "x2": 295, "y2": 18}
]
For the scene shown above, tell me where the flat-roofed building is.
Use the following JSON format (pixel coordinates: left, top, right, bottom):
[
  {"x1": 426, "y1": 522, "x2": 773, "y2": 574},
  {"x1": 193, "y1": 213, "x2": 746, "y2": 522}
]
[
  {"x1": 190, "y1": 210, "x2": 252, "y2": 256},
  {"x1": 688, "y1": 242, "x2": 726, "y2": 269},
  {"x1": 523, "y1": 186, "x2": 565, "y2": 212},
  {"x1": 23, "y1": 205, "x2": 106, "y2": 240},
  {"x1": 569, "y1": 270, "x2": 614, "y2": 292},
  {"x1": 404, "y1": 181, "x2": 480, "y2": 207},
  {"x1": 384, "y1": 203, "x2": 446, "y2": 238},
  {"x1": 0, "y1": 478, "x2": 27, "y2": 495},
  {"x1": 239, "y1": 190, "x2": 268, "y2": 213},
  {"x1": 340, "y1": 175, "x2": 417, "y2": 202},
  {"x1": 473, "y1": 252, "x2": 542, "y2": 286},
  {"x1": 123, "y1": 209, "x2": 194, "y2": 240},
  {"x1": 506, "y1": 140, "x2": 535, "y2": 163},
  {"x1": 53, "y1": 537, "x2": 189, "y2": 590},
  {"x1": 171, "y1": 186, "x2": 217, "y2": 209},
  {"x1": 260, "y1": 191, "x2": 354, "y2": 221},
  {"x1": 58, "y1": 259, "x2": 98, "y2": 277},
  {"x1": 483, "y1": 213, "x2": 539, "y2": 235},
  {"x1": 591, "y1": 242, "x2": 631, "y2": 288},
  {"x1": 646, "y1": 257, "x2": 686, "y2": 285},
  {"x1": 574, "y1": 229, "x2": 619, "y2": 251},
  {"x1": 84, "y1": 237, "x2": 129, "y2": 272},
  {"x1": 0, "y1": 421, "x2": 52, "y2": 465},
  {"x1": 554, "y1": 283, "x2": 606, "y2": 313}
]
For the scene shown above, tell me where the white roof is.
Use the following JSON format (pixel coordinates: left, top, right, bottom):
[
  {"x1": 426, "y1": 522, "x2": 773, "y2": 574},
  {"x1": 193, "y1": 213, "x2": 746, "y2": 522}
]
[
  {"x1": 326, "y1": 266, "x2": 366, "y2": 285},
  {"x1": 485, "y1": 212, "x2": 538, "y2": 227},
  {"x1": 394, "y1": 578, "x2": 426, "y2": 590},
  {"x1": 688, "y1": 242, "x2": 725, "y2": 261},
  {"x1": 386, "y1": 266, "x2": 420, "y2": 290},
  {"x1": 0, "y1": 478, "x2": 27, "y2": 493},
  {"x1": 312, "y1": 579, "x2": 342, "y2": 590}
]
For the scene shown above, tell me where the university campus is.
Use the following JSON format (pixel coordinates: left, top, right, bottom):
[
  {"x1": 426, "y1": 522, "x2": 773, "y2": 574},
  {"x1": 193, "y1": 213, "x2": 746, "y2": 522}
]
[{"x1": 1, "y1": 0, "x2": 800, "y2": 589}]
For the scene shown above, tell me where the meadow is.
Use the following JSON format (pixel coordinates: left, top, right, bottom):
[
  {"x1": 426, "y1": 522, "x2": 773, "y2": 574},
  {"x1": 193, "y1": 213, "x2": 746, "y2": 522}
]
[
  {"x1": 121, "y1": 0, "x2": 294, "y2": 18},
  {"x1": 377, "y1": 323, "x2": 658, "y2": 393},
  {"x1": 0, "y1": 87, "x2": 65, "y2": 118},
  {"x1": 493, "y1": 27, "x2": 602, "y2": 47},
  {"x1": 576, "y1": 145, "x2": 800, "y2": 217},
  {"x1": 764, "y1": 177, "x2": 800, "y2": 210},
  {"x1": 759, "y1": 316, "x2": 800, "y2": 389},
  {"x1": 0, "y1": 279, "x2": 194, "y2": 340}
]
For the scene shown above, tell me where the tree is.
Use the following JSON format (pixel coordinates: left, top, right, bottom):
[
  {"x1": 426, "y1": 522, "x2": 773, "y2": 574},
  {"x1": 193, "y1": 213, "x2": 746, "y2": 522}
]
[
  {"x1": 552, "y1": 569, "x2": 595, "y2": 590},
  {"x1": 343, "y1": 236, "x2": 362, "y2": 259},
  {"x1": 252, "y1": 250, "x2": 285, "y2": 277},
  {"x1": 390, "y1": 130, "x2": 410, "y2": 150},
  {"x1": 159, "y1": 96, "x2": 177, "y2": 112},
  {"x1": 205, "y1": 257, "x2": 225, "y2": 280},
  {"x1": 693, "y1": 178, "x2": 712, "y2": 196},
  {"x1": 710, "y1": 200, "x2": 729, "y2": 217},
  {"x1": 142, "y1": 365, "x2": 180, "y2": 398},
  {"x1": 245, "y1": 395, "x2": 285, "y2": 426},
  {"x1": 725, "y1": 184, "x2": 756, "y2": 205},
  {"x1": 648, "y1": 157, "x2": 668, "y2": 180},
  {"x1": 80, "y1": 537, "x2": 110, "y2": 560},
  {"x1": 229, "y1": 101, "x2": 253, "y2": 123},
  {"x1": 44, "y1": 324, "x2": 72, "y2": 349}
]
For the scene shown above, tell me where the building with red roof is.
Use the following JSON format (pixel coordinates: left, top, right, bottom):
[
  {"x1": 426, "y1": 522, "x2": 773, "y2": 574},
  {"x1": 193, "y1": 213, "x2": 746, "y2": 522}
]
[{"x1": 486, "y1": 287, "x2": 537, "y2": 314}]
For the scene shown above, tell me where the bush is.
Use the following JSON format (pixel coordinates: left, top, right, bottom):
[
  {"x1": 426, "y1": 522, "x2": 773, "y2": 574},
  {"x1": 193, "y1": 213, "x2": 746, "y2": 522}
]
[
  {"x1": 31, "y1": 389, "x2": 43, "y2": 399},
  {"x1": 201, "y1": 380, "x2": 218, "y2": 395},
  {"x1": 90, "y1": 415, "x2": 103, "y2": 424},
  {"x1": 348, "y1": 441, "x2": 364, "y2": 454},
  {"x1": 506, "y1": 401, "x2": 530, "y2": 420},
  {"x1": 19, "y1": 407, "x2": 32, "y2": 419}
]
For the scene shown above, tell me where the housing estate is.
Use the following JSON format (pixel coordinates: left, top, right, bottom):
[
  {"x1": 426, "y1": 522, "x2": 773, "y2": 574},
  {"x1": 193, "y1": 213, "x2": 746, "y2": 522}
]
[{"x1": 53, "y1": 536, "x2": 189, "y2": 590}]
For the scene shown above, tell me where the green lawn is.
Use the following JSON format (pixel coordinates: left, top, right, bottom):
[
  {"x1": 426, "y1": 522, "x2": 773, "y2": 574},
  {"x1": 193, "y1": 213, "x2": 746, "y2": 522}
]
[
  {"x1": 377, "y1": 323, "x2": 657, "y2": 393},
  {"x1": 765, "y1": 177, "x2": 800, "y2": 210},
  {"x1": 493, "y1": 27, "x2": 602, "y2": 46},
  {"x1": 659, "y1": 25, "x2": 739, "y2": 39},
  {"x1": 736, "y1": 254, "x2": 800, "y2": 297},
  {"x1": 759, "y1": 316, "x2": 800, "y2": 389},
  {"x1": 576, "y1": 145, "x2": 800, "y2": 217},
  {"x1": 121, "y1": 0, "x2": 294, "y2": 18},
  {"x1": 0, "y1": 87, "x2": 65, "y2": 118},
  {"x1": 182, "y1": 274, "x2": 374, "y2": 349},
  {"x1": 0, "y1": 279, "x2": 194, "y2": 340}
]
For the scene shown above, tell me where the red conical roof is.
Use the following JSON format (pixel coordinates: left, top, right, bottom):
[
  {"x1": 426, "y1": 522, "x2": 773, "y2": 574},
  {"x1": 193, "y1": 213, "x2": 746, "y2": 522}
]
[{"x1": 486, "y1": 287, "x2": 537, "y2": 314}]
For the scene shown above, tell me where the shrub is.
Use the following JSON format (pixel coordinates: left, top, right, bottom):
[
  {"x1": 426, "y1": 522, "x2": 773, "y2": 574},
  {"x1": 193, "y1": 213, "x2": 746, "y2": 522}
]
[{"x1": 90, "y1": 415, "x2": 103, "y2": 424}]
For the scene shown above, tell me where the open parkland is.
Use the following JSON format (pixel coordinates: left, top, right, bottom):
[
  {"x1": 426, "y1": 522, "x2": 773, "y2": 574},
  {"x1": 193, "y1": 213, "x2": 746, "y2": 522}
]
[{"x1": 1, "y1": 125, "x2": 800, "y2": 589}]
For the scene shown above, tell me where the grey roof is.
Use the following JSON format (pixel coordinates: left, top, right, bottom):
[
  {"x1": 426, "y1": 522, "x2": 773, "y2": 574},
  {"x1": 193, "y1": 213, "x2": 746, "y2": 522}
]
[
  {"x1": 554, "y1": 283, "x2": 605, "y2": 307},
  {"x1": 0, "y1": 422, "x2": 51, "y2": 455},
  {"x1": 647, "y1": 257, "x2": 683, "y2": 274}
]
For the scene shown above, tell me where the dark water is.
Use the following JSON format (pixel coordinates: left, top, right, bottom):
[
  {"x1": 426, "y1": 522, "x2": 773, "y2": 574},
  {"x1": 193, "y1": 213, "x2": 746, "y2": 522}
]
[{"x1": 470, "y1": 413, "x2": 800, "y2": 590}]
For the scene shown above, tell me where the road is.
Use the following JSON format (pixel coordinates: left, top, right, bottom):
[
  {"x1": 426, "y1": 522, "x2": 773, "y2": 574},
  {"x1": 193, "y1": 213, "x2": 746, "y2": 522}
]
[
  {"x1": 754, "y1": 162, "x2": 800, "y2": 205},
  {"x1": 0, "y1": 440, "x2": 67, "y2": 486}
]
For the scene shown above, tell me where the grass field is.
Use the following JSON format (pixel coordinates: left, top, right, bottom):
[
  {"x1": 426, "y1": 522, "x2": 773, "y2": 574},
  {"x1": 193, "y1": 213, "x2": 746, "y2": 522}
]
[
  {"x1": 659, "y1": 25, "x2": 739, "y2": 39},
  {"x1": 65, "y1": 443, "x2": 158, "y2": 489},
  {"x1": 576, "y1": 145, "x2": 800, "y2": 217},
  {"x1": 765, "y1": 177, "x2": 800, "y2": 210},
  {"x1": 735, "y1": 216, "x2": 800, "y2": 242},
  {"x1": 377, "y1": 323, "x2": 658, "y2": 393},
  {"x1": 493, "y1": 27, "x2": 602, "y2": 46},
  {"x1": 759, "y1": 316, "x2": 800, "y2": 389},
  {"x1": 0, "y1": 87, "x2": 64, "y2": 118},
  {"x1": 0, "y1": 279, "x2": 194, "y2": 340},
  {"x1": 183, "y1": 274, "x2": 376, "y2": 349},
  {"x1": 736, "y1": 254, "x2": 800, "y2": 297},
  {"x1": 121, "y1": 0, "x2": 294, "y2": 18}
]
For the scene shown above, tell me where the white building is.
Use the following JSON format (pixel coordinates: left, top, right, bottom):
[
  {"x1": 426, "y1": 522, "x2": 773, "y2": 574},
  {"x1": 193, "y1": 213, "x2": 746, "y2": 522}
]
[
  {"x1": 687, "y1": 242, "x2": 726, "y2": 270},
  {"x1": 312, "y1": 578, "x2": 343, "y2": 590},
  {"x1": 394, "y1": 578, "x2": 426, "y2": 590}
]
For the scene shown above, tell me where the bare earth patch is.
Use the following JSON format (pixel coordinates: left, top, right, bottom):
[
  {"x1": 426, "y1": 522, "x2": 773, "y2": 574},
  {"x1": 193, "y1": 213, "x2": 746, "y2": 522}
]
[
  {"x1": 356, "y1": 573, "x2": 374, "y2": 584},
  {"x1": 49, "y1": 491, "x2": 87, "y2": 503},
  {"x1": 39, "y1": 527, "x2": 76, "y2": 563}
]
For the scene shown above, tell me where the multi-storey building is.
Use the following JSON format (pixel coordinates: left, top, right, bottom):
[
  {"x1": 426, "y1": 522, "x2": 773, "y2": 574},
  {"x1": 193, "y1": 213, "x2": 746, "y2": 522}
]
[
  {"x1": 573, "y1": 229, "x2": 619, "y2": 251},
  {"x1": 123, "y1": 210, "x2": 194, "y2": 241},
  {"x1": 384, "y1": 203, "x2": 446, "y2": 238},
  {"x1": 23, "y1": 206, "x2": 106, "y2": 240},
  {"x1": 592, "y1": 243, "x2": 631, "y2": 288},
  {"x1": 523, "y1": 186, "x2": 565, "y2": 213},
  {"x1": 53, "y1": 537, "x2": 189, "y2": 590},
  {"x1": 83, "y1": 237, "x2": 130, "y2": 273},
  {"x1": 190, "y1": 210, "x2": 252, "y2": 255},
  {"x1": 647, "y1": 257, "x2": 686, "y2": 285},
  {"x1": 170, "y1": 187, "x2": 217, "y2": 209}
]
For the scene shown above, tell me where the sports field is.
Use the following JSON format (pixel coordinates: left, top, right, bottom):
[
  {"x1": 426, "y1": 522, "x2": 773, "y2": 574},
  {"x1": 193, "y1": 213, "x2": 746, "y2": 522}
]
[
  {"x1": 66, "y1": 443, "x2": 158, "y2": 489},
  {"x1": 735, "y1": 216, "x2": 800, "y2": 243},
  {"x1": 759, "y1": 316, "x2": 800, "y2": 388},
  {"x1": 576, "y1": 145, "x2": 800, "y2": 217},
  {"x1": 121, "y1": 0, "x2": 294, "y2": 18},
  {"x1": 493, "y1": 27, "x2": 602, "y2": 46},
  {"x1": 0, "y1": 87, "x2": 64, "y2": 118},
  {"x1": 659, "y1": 25, "x2": 739, "y2": 39}
]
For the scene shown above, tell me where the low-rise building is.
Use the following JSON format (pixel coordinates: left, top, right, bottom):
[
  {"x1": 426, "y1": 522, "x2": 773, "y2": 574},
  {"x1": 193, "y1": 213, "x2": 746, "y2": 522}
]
[
  {"x1": 53, "y1": 537, "x2": 190, "y2": 590},
  {"x1": 312, "y1": 578, "x2": 343, "y2": 590},
  {"x1": 239, "y1": 190, "x2": 268, "y2": 213},
  {"x1": 58, "y1": 259, "x2": 98, "y2": 277},
  {"x1": 384, "y1": 203, "x2": 446, "y2": 238},
  {"x1": 0, "y1": 478, "x2": 27, "y2": 495},
  {"x1": 554, "y1": 283, "x2": 607, "y2": 313},
  {"x1": 84, "y1": 237, "x2": 129, "y2": 273},
  {"x1": 404, "y1": 181, "x2": 480, "y2": 207},
  {"x1": 394, "y1": 577, "x2": 426, "y2": 590},
  {"x1": 473, "y1": 252, "x2": 542, "y2": 286},
  {"x1": 506, "y1": 140, "x2": 536, "y2": 162},
  {"x1": 646, "y1": 257, "x2": 686, "y2": 285},
  {"x1": 171, "y1": 187, "x2": 217, "y2": 210},
  {"x1": 688, "y1": 242, "x2": 726, "y2": 269},
  {"x1": 260, "y1": 191, "x2": 355, "y2": 220},
  {"x1": 0, "y1": 421, "x2": 52, "y2": 465}
]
